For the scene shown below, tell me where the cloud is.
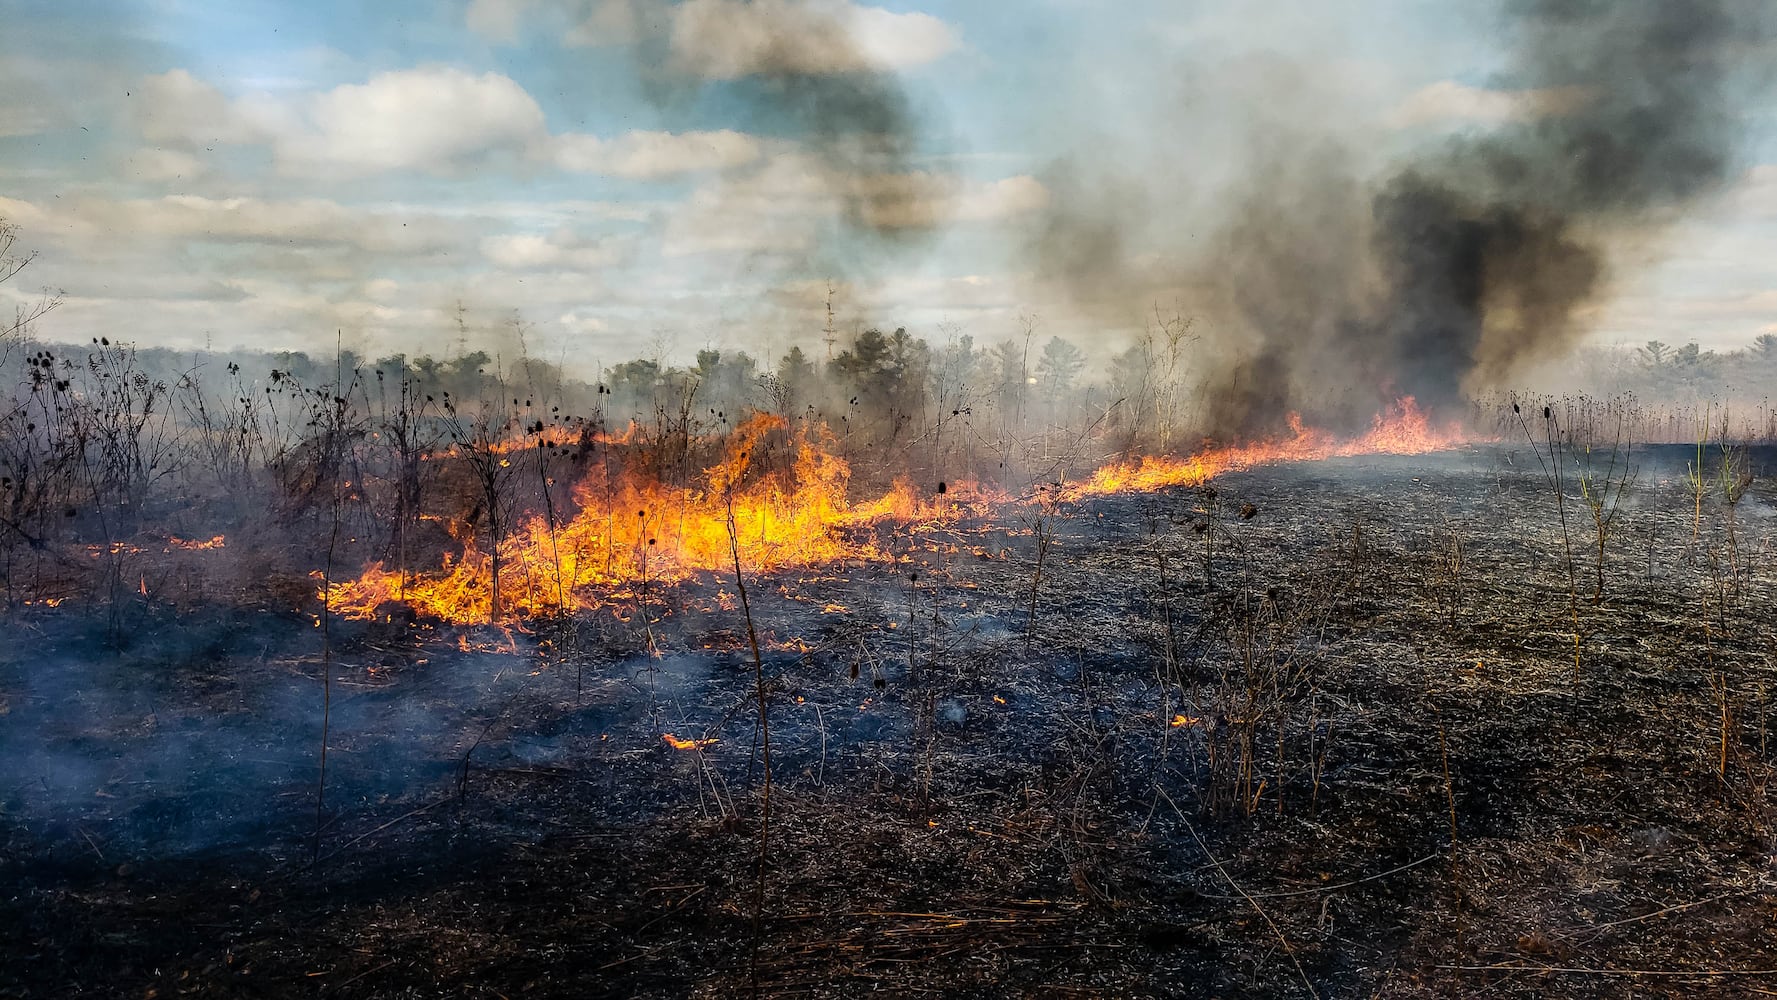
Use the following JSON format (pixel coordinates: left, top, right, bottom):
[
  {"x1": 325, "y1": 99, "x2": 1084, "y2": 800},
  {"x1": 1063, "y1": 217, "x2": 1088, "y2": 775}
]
[
  {"x1": 551, "y1": 129, "x2": 763, "y2": 178},
  {"x1": 480, "y1": 230, "x2": 622, "y2": 269},
  {"x1": 130, "y1": 70, "x2": 263, "y2": 147},
  {"x1": 122, "y1": 147, "x2": 210, "y2": 184},
  {"x1": 557, "y1": 312, "x2": 609, "y2": 336},
  {"x1": 362, "y1": 278, "x2": 401, "y2": 301},
  {"x1": 126, "y1": 66, "x2": 775, "y2": 181},
  {"x1": 0, "y1": 196, "x2": 52, "y2": 232},
  {"x1": 285, "y1": 68, "x2": 548, "y2": 175},
  {"x1": 563, "y1": 0, "x2": 646, "y2": 47},
  {"x1": 128, "y1": 67, "x2": 547, "y2": 177},
  {"x1": 1387, "y1": 80, "x2": 1591, "y2": 129},
  {"x1": 465, "y1": 0, "x2": 537, "y2": 42},
  {"x1": 466, "y1": 0, "x2": 641, "y2": 47},
  {"x1": 0, "y1": 105, "x2": 55, "y2": 139},
  {"x1": 5, "y1": 193, "x2": 464, "y2": 256},
  {"x1": 660, "y1": 153, "x2": 836, "y2": 257},
  {"x1": 669, "y1": 0, "x2": 959, "y2": 79},
  {"x1": 1729, "y1": 164, "x2": 1777, "y2": 218}
]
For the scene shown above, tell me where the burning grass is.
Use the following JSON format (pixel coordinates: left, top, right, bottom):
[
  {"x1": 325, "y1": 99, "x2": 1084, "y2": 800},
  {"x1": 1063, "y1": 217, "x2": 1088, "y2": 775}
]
[{"x1": 324, "y1": 397, "x2": 1477, "y2": 627}]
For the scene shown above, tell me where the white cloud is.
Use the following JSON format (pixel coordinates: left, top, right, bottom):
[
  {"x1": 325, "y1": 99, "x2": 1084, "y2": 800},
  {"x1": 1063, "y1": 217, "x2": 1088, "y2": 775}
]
[
  {"x1": 661, "y1": 153, "x2": 835, "y2": 257},
  {"x1": 0, "y1": 105, "x2": 54, "y2": 139},
  {"x1": 465, "y1": 0, "x2": 538, "y2": 42},
  {"x1": 287, "y1": 68, "x2": 548, "y2": 175},
  {"x1": 564, "y1": 0, "x2": 644, "y2": 46},
  {"x1": 131, "y1": 70, "x2": 268, "y2": 147},
  {"x1": 5, "y1": 193, "x2": 463, "y2": 256},
  {"x1": 480, "y1": 230, "x2": 621, "y2": 269},
  {"x1": 126, "y1": 66, "x2": 777, "y2": 181},
  {"x1": 127, "y1": 67, "x2": 547, "y2": 177},
  {"x1": 557, "y1": 312, "x2": 609, "y2": 336},
  {"x1": 467, "y1": 0, "x2": 641, "y2": 47},
  {"x1": 1729, "y1": 164, "x2": 1777, "y2": 219},
  {"x1": 0, "y1": 196, "x2": 52, "y2": 232},
  {"x1": 123, "y1": 147, "x2": 209, "y2": 184},
  {"x1": 1388, "y1": 80, "x2": 1590, "y2": 129},
  {"x1": 362, "y1": 278, "x2": 400, "y2": 301},
  {"x1": 551, "y1": 129, "x2": 763, "y2": 178},
  {"x1": 669, "y1": 0, "x2": 959, "y2": 79}
]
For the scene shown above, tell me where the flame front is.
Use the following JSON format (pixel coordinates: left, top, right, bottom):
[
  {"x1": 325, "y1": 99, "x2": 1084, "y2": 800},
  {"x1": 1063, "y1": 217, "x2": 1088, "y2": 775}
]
[
  {"x1": 329, "y1": 398, "x2": 1477, "y2": 625},
  {"x1": 1062, "y1": 397, "x2": 1471, "y2": 499},
  {"x1": 328, "y1": 414, "x2": 960, "y2": 624}
]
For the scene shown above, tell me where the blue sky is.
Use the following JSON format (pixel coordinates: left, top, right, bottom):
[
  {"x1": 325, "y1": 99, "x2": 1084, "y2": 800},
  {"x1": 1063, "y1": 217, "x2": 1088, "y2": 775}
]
[{"x1": 0, "y1": 0, "x2": 1773, "y2": 373}]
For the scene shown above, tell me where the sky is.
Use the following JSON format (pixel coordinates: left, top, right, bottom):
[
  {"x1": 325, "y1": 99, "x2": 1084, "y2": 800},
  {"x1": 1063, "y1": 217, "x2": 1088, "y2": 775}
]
[{"x1": 0, "y1": 0, "x2": 1773, "y2": 373}]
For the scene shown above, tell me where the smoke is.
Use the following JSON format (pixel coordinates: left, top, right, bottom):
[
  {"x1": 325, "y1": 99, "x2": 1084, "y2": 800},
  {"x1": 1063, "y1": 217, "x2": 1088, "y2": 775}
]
[
  {"x1": 589, "y1": 0, "x2": 946, "y2": 253},
  {"x1": 1034, "y1": 0, "x2": 1776, "y2": 435}
]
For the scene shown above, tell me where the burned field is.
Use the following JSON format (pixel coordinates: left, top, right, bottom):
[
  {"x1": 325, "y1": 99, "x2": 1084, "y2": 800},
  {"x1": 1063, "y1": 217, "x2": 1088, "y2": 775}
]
[
  {"x1": 4, "y1": 443, "x2": 1776, "y2": 999},
  {"x1": 6, "y1": 0, "x2": 1777, "y2": 995}
]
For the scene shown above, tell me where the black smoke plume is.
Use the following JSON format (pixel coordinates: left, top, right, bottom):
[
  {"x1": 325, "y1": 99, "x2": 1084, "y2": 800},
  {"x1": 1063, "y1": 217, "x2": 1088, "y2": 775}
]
[
  {"x1": 605, "y1": 0, "x2": 942, "y2": 244},
  {"x1": 1039, "y1": 0, "x2": 1775, "y2": 436}
]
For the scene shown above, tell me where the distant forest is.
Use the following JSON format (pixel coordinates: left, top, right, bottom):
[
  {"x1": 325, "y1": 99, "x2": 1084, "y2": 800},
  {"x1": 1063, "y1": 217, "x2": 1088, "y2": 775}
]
[{"x1": 7, "y1": 315, "x2": 1777, "y2": 476}]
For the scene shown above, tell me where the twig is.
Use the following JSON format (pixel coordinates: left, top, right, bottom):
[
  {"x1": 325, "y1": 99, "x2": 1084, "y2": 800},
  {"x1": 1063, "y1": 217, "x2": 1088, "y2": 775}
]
[
  {"x1": 722, "y1": 465, "x2": 771, "y2": 995},
  {"x1": 1435, "y1": 962, "x2": 1777, "y2": 978},
  {"x1": 1197, "y1": 853, "x2": 1440, "y2": 900},
  {"x1": 596, "y1": 948, "x2": 658, "y2": 973},
  {"x1": 1157, "y1": 785, "x2": 1319, "y2": 1000},
  {"x1": 78, "y1": 826, "x2": 105, "y2": 862},
  {"x1": 635, "y1": 884, "x2": 708, "y2": 934},
  {"x1": 331, "y1": 959, "x2": 396, "y2": 990},
  {"x1": 312, "y1": 796, "x2": 452, "y2": 863},
  {"x1": 313, "y1": 331, "x2": 345, "y2": 864},
  {"x1": 1550, "y1": 891, "x2": 1740, "y2": 940}
]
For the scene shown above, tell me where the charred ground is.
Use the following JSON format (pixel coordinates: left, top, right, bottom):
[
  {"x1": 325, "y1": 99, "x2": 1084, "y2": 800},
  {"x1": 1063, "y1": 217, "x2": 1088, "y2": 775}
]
[{"x1": 4, "y1": 445, "x2": 1776, "y2": 998}]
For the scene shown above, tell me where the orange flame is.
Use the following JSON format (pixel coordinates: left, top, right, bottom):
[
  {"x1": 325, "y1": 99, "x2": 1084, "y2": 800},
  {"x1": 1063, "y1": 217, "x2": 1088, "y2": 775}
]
[
  {"x1": 1061, "y1": 397, "x2": 1473, "y2": 499},
  {"x1": 662, "y1": 733, "x2": 716, "y2": 751},
  {"x1": 327, "y1": 414, "x2": 955, "y2": 624},
  {"x1": 328, "y1": 398, "x2": 1477, "y2": 625}
]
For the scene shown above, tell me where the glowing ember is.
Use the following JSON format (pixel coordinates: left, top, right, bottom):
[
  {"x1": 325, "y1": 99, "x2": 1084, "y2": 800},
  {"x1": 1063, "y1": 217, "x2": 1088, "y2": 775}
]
[
  {"x1": 662, "y1": 733, "x2": 716, "y2": 751},
  {"x1": 1171, "y1": 714, "x2": 1201, "y2": 727}
]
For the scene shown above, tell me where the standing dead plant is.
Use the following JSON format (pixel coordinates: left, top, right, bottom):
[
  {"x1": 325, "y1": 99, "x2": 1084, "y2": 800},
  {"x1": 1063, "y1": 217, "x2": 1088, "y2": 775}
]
[
  {"x1": 711, "y1": 422, "x2": 772, "y2": 993},
  {"x1": 1572, "y1": 411, "x2": 1637, "y2": 604}
]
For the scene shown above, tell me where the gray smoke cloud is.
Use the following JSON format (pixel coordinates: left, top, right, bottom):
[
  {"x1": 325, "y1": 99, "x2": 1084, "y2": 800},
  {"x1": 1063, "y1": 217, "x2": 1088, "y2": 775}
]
[
  {"x1": 594, "y1": 0, "x2": 945, "y2": 251},
  {"x1": 1035, "y1": 0, "x2": 1776, "y2": 437}
]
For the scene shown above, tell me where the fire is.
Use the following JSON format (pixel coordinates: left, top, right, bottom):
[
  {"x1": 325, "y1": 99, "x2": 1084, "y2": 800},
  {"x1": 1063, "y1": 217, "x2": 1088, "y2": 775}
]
[
  {"x1": 662, "y1": 733, "x2": 716, "y2": 751},
  {"x1": 328, "y1": 398, "x2": 1476, "y2": 625},
  {"x1": 328, "y1": 414, "x2": 957, "y2": 624},
  {"x1": 84, "y1": 535, "x2": 227, "y2": 558},
  {"x1": 1062, "y1": 397, "x2": 1474, "y2": 499}
]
